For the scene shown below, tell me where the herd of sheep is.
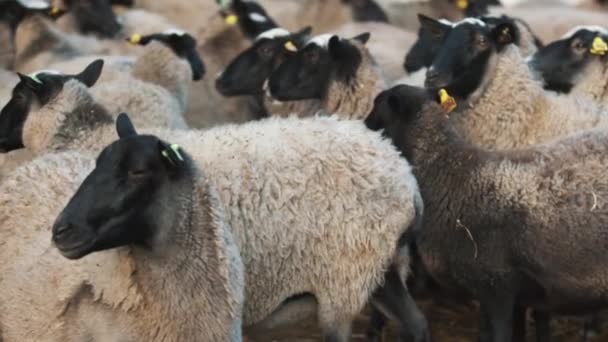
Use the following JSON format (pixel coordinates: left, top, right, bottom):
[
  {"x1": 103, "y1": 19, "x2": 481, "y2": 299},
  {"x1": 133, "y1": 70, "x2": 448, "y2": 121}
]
[{"x1": 2, "y1": 0, "x2": 608, "y2": 341}]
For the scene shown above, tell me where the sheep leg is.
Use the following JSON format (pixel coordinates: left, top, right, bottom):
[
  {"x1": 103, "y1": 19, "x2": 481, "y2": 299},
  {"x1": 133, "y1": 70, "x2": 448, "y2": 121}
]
[
  {"x1": 244, "y1": 294, "x2": 318, "y2": 335},
  {"x1": 366, "y1": 308, "x2": 386, "y2": 342},
  {"x1": 369, "y1": 266, "x2": 431, "y2": 342},
  {"x1": 321, "y1": 320, "x2": 352, "y2": 342},
  {"x1": 478, "y1": 306, "x2": 492, "y2": 342},
  {"x1": 479, "y1": 293, "x2": 515, "y2": 342},
  {"x1": 512, "y1": 305, "x2": 527, "y2": 341},
  {"x1": 532, "y1": 310, "x2": 551, "y2": 342}
]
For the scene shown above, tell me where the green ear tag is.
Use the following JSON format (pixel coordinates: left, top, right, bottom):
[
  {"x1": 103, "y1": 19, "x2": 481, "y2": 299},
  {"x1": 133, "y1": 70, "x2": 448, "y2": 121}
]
[
  {"x1": 161, "y1": 143, "x2": 184, "y2": 165},
  {"x1": 29, "y1": 73, "x2": 43, "y2": 84}
]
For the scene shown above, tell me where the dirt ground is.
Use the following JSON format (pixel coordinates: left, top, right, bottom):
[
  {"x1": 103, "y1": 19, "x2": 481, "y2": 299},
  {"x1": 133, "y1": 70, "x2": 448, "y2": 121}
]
[{"x1": 248, "y1": 299, "x2": 608, "y2": 342}]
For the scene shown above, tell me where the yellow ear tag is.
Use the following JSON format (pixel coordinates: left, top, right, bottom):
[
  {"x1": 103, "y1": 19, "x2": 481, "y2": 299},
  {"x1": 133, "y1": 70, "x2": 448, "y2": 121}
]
[
  {"x1": 456, "y1": 0, "x2": 468, "y2": 10},
  {"x1": 438, "y1": 89, "x2": 457, "y2": 114},
  {"x1": 128, "y1": 33, "x2": 142, "y2": 45},
  {"x1": 590, "y1": 36, "x2": 608, "y2": 56},
  {"x1": 225, "y1": 14, "x2": 238, "y2": 26},
  {"x1": 161, "y1": 144, "x2": 185, "y2": 165},
  {"x1": 50, "y1": 6, "x2": 61, "y2": 15},
  {"x1": 284, "y1": 41, "x2": 297, "y2": 52}
]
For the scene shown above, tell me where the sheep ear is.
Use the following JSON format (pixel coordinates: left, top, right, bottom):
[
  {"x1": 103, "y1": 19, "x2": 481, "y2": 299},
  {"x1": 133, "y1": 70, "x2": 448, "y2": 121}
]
[
  {"x1": 17, "y1": 73, "x2": 42, "y2": 92},
  {"x1": 418, "y1": 14, "x2": 449, "y2": 36},
  {"x1": 74, "y1": 59, "x2": 104, "y2": 87},
  {"x1": 352, "y1": 32, "x2": 371, "y2": 45},
  {"x1": 328, "y1": 36, "x2": 356, "y2": 60},
  {"x1": 116, "y1": 113, "x2": 138, "y2": 139},
  {"x1": 492, "y1": 23, "x2": 516, "y2": 46},
  {"x1": 292, "y1": 26, "x2": 312, "y2": 43}
]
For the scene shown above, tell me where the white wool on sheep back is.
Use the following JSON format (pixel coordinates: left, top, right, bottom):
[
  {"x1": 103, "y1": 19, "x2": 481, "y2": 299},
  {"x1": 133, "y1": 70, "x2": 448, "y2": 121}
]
[
  {"x1": 453, "y1": 45, "x2": 608, "y2": 149},
  {"x1": 0, "y1": 151, "x2": 244, "y2": 341},
  {"x1": 18, "y1": 98, "x2": 421, "y2": 329}
]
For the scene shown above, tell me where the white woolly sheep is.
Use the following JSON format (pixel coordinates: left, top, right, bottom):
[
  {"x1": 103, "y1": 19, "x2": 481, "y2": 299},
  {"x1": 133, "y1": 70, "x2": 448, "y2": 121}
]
[
  {"x1": 421, "y1": 15, "x2": 608, "y2": 150},
  {"x1": 0, "y1": 149, "x2": 244, "y2": 341},
  {"x1": 0, "y1": 72, "x2": 430, "y2": 340}
]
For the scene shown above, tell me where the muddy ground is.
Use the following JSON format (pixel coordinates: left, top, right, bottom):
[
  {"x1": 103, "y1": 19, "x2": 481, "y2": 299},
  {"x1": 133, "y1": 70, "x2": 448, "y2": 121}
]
[{"x1": 248, "y1": 299, "x2": 608, "y2": 341}]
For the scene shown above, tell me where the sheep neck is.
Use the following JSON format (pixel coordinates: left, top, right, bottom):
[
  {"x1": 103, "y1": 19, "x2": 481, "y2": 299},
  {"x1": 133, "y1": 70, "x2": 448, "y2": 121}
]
[
  {"x1": 572, "y1": 60, "x2": 608, "y2": 106},
  {"x1": 453, "y1": 45, "x2": 547, "y2": 149},
  {"x1": 127, "y1": 171, "x2": 238, "y2": 339},
  {"x1": 321, "y1": 46, "x2": 384, "y2": 120}
]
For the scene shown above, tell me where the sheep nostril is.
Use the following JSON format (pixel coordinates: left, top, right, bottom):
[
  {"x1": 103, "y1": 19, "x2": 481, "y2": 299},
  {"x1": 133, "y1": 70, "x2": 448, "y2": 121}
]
[{"x1": 53, "y1": 223, "x2": 72, "y2": 240}]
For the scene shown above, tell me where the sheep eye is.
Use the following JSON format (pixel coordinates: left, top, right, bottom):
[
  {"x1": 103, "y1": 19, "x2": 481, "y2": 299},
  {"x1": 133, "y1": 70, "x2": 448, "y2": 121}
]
[
  {"x1": 306, "y1": 50, "x2": 320, "y2": 64},
  {"x1": 572, "y1": 39, "x2": 586, "y2": 52},
  {"x1": 128, "y1": 170, "x2": 149, "y2": 179},
  {"x1": 477, "y1": 36, "x2": 488, "y2": 48},
  {"x1": 258, "y1": 45, "x2": 274, "y2": 58}
]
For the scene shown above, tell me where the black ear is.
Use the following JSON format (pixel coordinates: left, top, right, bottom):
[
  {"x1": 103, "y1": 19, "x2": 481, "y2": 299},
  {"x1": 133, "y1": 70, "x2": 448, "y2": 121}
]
[
  {"x1": 74, "y1": 59, "x2": 104, "y2": 87},
  {"x1": 418, "y1": 14, "x2": 449, "y2": 36},
  {"x1": 352, "y1": 32, "x2": 371, "y2": 45},
  {"x1": 388, "y1": 94, "x2": 406, "y2": 116},
  {"x1": 293, "y1": 26, "x2": 312, "y2": 41},
  {"x1": 158, "y1": 140, "x2": 185, "y2": 167},
  {"x1": 17, "y1": 73, "x2": 42, "y2": 92},
  {"x1": 492, "y1": 22, "x2": 516, "y2": 46},
  {"x1": 116, "y1": 113, "x2": 138, "y2": 138},
  {"x1": 328, "y1": 35, "x2": 356, "y2": 60}
]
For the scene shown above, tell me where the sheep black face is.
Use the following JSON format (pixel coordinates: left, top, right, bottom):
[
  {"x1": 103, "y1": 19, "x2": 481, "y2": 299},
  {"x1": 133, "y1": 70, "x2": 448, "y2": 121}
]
[
  {"x1": 365, "y1": 85, "x2": 433, "y2": 159},
  {"x1": 404, "y1": 20, "x2": 449, "y2": 74},
  {"x1": 530, "y1": 27, "x2": 608, "y2": 93},
  {"x1": 63, "y1": 0, "x2": 121, "y2": 38},
  {"x1": 216, "y1": 27, "x2": 312, "y2": 97},
  {"x1": 0, "y1": 0, "x2": 66, "y2": 31},
  {"x1": 269, "y1": 33, "x2": 370, "y2": 101},
  {"x1": 52, "y1": 114, "x2": 189, "y2": 260},
  {"x1": 422, "y1": 14, "x2": 517, "y2": 98},
  {"x1": 0, "y1": 59, "x2": 104, "y2": 153},
  {"x1": 228, "y1": 0, "x2": 278, "y2": 40},
  {"x1": 129, "y1": 31, "x2": 206, "y2": 81}
]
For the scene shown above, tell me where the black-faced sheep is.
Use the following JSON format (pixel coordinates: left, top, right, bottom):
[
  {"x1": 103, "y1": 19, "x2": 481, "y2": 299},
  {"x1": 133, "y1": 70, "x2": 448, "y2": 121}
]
[
  {"x1": 0, "y1": 70, "x2": 431, "y2": 341},
  {"x1": 366, "y1": 83, "x2": 608, "y2": 342},
  {"x1": 269, "y1": 32, "x2": 385, "y2": 120},
  {"x1": 530, "y1": 26, "x2": 608, "y2": 98},
  {"x1": 0, "y1": 144, "x2": 244, "y2": 341},
  {"x1": 421, "y1": 15, "x2": 608, "y2": 149}
]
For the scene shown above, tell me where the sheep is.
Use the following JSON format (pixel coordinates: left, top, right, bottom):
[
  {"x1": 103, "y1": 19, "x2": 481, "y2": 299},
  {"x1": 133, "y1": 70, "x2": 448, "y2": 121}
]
[
  {"x1": 401, "y1": 14, "x2": 543, "y2": 87},
  {"x1": 420, "y1": 15, "x2": 608, "y2": 150},
  {"x1": 365, "y1": 83, "x2": 608, "y2": 342},
  {"x1": 216, "y1": 25, "x2": 319, "y2": 118},
  {"x1": 0, "y1": 68, "x2": 431, "y2": 341},
  {"x1": 529, "y1": 26, "x2": 608, "y2": 98},
  {"x1": 268, "y1": 32, "x2": 386, "y2": 120},
  {"x1": 54, "y1": 0, "x2": 122, "y2": 38},
  {"x1": 0, "y1": 0, "x2": 66, "y2": 69},
  {"x1": 0, "y1": 146, "x2": 244, "y2": 341}
]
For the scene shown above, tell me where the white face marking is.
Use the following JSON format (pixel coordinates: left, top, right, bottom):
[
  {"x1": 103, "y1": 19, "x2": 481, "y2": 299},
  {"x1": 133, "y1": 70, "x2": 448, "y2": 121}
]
[
  {"x1": 438, "y1": 19, "x2": 454, "y2": 27},
  {"x1": 163, "y1": 28, "x2": 186, "y2": 36},
  {"x1": 17, "y1": 0, "x2": 50, "y2": 9},
  {"x1": 454, "y1": 18, "x2": 487, "y2": 27},
  {"x1": 249, "y1": 12, "x2": 268, "y2": 23},
  {"x1": 562, "y1": 26, "x2": 608, "y2": 40},
  {"x1": 255, "y1": 28, "x2": 290, "y2": 41},
  {"x1": 306, "y1": 34, "x2": 335, "y2": 49}
]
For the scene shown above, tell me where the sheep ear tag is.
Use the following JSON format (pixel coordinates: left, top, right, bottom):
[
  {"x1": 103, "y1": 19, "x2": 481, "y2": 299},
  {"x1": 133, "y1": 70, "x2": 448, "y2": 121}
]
[
  {"x1": 284, "y1": 41, "x2": 297, "y2": 52},
  {"x1": 225, "y1": 14, "x2": 238, "y2": 26},
  {"x1": 456, "y1": 0, "x2": 468, "y2": 10},
  {"x1": 128, "y1": 34, "x2": 142, "y2": 45},
  {"x1": 438, "y1": 89, "x2": 457, "y2": 114},
  {"x1": 590, "y1": 37, "x2": 608, "y2": 56},
  {"x1": 161, "y1": 143, "x2": 185, "y2": 166}
]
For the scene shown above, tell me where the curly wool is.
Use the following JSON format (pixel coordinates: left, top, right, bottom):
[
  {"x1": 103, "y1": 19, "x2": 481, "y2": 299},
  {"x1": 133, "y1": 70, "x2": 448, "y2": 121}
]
[
  {"x1": 453, "y1": 45, "x2": 608, "y2": 149},
  {"x1": 19, "y1": 102, "x2": 421, "y2": 329},
  {"x1": 0, "y1": 151, "x2": 244, "y2": 341},
  {"x1": 566, "y1": 59, "x2": 608, "y2": 106},
  {"x1": 402, "y1": 102, "x2": 608, "y2": 318}
]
